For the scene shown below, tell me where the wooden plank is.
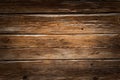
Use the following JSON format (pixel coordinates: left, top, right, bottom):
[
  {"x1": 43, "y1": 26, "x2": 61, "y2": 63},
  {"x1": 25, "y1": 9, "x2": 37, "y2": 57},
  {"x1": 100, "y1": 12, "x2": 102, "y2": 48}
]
[
  {"x1": 0, "y1": 34, "x2": 119, "y2": 59},
  {"x1": 0, "y1": 34, "x2": 119, "y2": 48},
  {"x1": 0, "y1": 0, "x2": 120, "y2": 13},
  {"x1": 0, "y1": 14, "x2": 120, "y2": 34},
  {"x1": 0, "y1": 77, "x2": 120, "y2": 80},
  {"x1": 0, "y1": 60, "x2": 119, "y2": 80},
  {"x1": 0, "y1": 48, "x2": 120, "y2": 60},
  {"x1": 19, "y1": 76, "x2": 120, "y2": 80}
]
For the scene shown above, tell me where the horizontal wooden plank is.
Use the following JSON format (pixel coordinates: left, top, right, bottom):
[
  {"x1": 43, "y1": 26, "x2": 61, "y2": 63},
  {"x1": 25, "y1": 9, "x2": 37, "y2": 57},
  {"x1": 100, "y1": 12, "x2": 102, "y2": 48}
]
[
  {"x1": 0, "y1": 48, "x2": 120, "y2": 60},
  {"x1": 0, "y1": 14, "x2": 120, "y2": 34},
  {"x1": 0, "y1": 34, "x2": 119, "y2": 59},
  {"x1": 0, "y1": 34, "x2": 119, "y2": 48},
  {"x1": 0, "y1": 60, "x2": 119, "y2": 80},
  {"x1": 2, "y1": 77, "x2": 120, "y2": 80},
  {"x1": 0, "y1": 0, "x2": 120, "y2": 13},
  {"x1": 0, "y1": 77, "x2": 120, "y2": 80},
  {"x1": 19, "y1": 76, "x2": 120, "y2": 80}
]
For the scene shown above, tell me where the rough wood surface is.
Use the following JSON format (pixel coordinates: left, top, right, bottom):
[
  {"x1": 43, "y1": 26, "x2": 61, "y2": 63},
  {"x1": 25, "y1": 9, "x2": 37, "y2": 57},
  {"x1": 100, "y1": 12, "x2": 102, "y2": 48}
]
[
  {"x1": 0, "y1": 0, "x2": 120, "y2": 13},
  {"x1": 19, "y1": 76, "x2": 120, "y2": 80},
  {"x1": 0, "y1": 14, "x2": 120, "y2": 34},
  {"x1": 0, "y1": 34, "x2": 119, "y2": 60},
  {"x1": 0, "y1": 0, "x2": 120, "y2": 79},
  {"x1": 1, "y1": 77, "x2": 120, "y2": 80},
  {"x1": 0, "y1": 48, "x2": 120, "y2": 60},
  {"x1": 0, "y1": 34, "x2": 119, "y2": 48},
  {"x1": 0, "y1": 60, "x2": 119, "y2": 80}
]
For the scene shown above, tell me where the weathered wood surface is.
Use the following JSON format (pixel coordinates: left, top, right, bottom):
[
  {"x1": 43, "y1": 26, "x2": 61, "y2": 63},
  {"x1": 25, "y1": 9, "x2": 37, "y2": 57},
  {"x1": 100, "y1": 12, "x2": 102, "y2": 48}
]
[
  {"x1": 0, "y1": 34, "x2": 119, "y2": 59},
  {"x1": 0, "y1": 0, "x2": 120, "y2": 79},
  {"x1": 0, "y1": 14, "x2": 120, "y2": 34},
  {"x1": 0, "y1": 0, "x2": 120, "y2": 13},
  {"x1": 0, "y1": 34, "x2": 119, "y2": 48},
  {"x1": 0, "y1": 60, "x2": 119, "y2": 80},
  {"x1": 0, "y1": 48, "x2": 120, "y2": 60},
  {"x1": 1, "y1": 77, "x2": 120, "y2": 80},
  {"x1": 19, "y1": 76, "x2": 120, "y2": 80}
]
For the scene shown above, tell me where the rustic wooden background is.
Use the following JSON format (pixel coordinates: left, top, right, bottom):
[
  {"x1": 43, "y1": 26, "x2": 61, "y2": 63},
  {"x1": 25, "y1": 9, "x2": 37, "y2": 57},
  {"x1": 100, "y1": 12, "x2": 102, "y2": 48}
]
[{"x1": 0, "y1": 0, "x2": 120, "y2": 80}]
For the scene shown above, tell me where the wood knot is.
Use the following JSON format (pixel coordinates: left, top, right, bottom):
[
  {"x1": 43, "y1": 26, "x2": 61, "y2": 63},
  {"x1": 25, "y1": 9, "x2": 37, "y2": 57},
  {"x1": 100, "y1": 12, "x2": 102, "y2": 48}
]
[
  {"x1": 81, "y1": 28, "x2": 84, "y2": 30},
  {"x1": 90, "y1": 63, "x2": 94, "y2": 66},
  {"x1": 23, "y1": 75, "x2": 28, "y2": 80}
]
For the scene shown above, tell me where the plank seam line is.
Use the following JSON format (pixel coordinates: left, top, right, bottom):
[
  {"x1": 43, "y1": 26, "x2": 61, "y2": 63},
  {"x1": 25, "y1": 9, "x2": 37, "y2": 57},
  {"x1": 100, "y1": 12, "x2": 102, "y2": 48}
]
[
  {"x1": 0, "y1": 58, "x2": 120, "y2": 61},
  {"x1": 0, "y1": 12, "x2": 120, "y2": 16},
  {"x1": 0, "y1": 33, "x2": 119, "y2": 36}
]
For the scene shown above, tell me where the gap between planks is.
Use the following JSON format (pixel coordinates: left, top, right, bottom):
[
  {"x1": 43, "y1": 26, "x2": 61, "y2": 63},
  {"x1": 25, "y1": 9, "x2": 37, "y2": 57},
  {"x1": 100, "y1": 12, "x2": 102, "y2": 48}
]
[
  {"x1": 0, "y1": 33, "x2": 119, "y2": 35},
  {"x1": 0, "y1": 34, "x2": 119, "y2": 36},
  {"x1": 0, "y1": 59, "x2": 120, "y2": 63},
  {"x1": 0, "y1": 13, "x2": 120, "y2": 16}
]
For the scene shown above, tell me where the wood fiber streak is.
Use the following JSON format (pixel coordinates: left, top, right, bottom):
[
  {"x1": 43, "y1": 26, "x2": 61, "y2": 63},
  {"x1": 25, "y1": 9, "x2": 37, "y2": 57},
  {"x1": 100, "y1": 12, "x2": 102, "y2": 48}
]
[
  {"x1": 0, "y1": 60, "x2": 119, "y2": 80},
  {"x1": 0, "y1": 48, "x2": 120, "y2": 60},
  {"x1": 0, "y1": 34, "x2": 119, "y2": 48},
  {"x1": 0, "y1": 0, "x2": 120, "y2": 13},
  {"x1": 0, "y1": 15, "x2": 120, "y2": 34}
]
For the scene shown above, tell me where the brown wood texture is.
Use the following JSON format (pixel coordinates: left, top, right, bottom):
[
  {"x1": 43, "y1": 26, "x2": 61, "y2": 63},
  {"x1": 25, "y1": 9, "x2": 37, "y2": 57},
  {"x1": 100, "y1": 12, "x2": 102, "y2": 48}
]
[
  {"x1": 0, "y1": 0, "x2": 120, "y2": 13},
  {"x1": 0, "y1": 0, "x2": 120, "y2": 79},
  {"x1": 0, "y1": 34, "x2": 119, "y2": 59},
  {"x1": 0, "y1": 48, "x2": 120, "y2": 60},
  {"x1": 0, "y1": 14, "x2": 120, "y2": 34},
  {"x1": 0, "y1": 34, "x2": 119, "y2": 48},
  {"x1": 0, "y1": 60, "x2": 119, "y2": 80}
]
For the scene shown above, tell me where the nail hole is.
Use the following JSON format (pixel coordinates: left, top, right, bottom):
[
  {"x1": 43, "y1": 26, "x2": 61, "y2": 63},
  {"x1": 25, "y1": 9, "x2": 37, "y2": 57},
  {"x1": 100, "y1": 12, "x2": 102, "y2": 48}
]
[
  {"x1": 23, "y1": 75, "x2": 28, "y2": 80},
  {"x1": 81, "y1": 28, "x2": 84, "y2": 30},
  {"x1": 93, "y1": 77, "x2": 99, "y2": 80},
  {"x1": 91, "y1": 63, "x2": 93, "y2": 66}
]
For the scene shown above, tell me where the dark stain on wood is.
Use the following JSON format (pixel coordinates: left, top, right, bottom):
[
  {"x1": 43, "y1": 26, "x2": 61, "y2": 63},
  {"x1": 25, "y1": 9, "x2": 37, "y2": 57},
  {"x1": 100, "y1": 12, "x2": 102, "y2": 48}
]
[{"x1": 0, "y1": 0, "x2": 120, "y2": 13}]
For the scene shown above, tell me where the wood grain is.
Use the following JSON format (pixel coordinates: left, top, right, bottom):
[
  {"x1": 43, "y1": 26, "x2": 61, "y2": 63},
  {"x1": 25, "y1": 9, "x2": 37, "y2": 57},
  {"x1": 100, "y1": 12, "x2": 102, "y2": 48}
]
[
  {"x1": 0, "y1": 14, "x2": 120, "y2": 34},
  {"x1": 0, "y1": 34, "x2": 119, "y2": 59},
  {"x1": 0, "y1": 0, "x2": 120, "y2": 13},
  {"x1": 0, "y1": 34, "x2": 119, "y2": 48},
  {"x1": 0, "y1": 0, "x2": 119, "y2": 80},
  {"x1": 0, "y1": 60, "x2": 119, "y2": 80},
  {"x1": 19, "y1": 76, "x2": 120, "y2": 80},
  {"x1": 1, "y1": 77, "x2": 120, "y2": 80},
  {"x1": 0, "y1": 48, "x2": 120, "y2": 60}
]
